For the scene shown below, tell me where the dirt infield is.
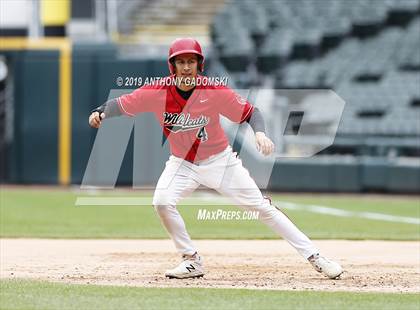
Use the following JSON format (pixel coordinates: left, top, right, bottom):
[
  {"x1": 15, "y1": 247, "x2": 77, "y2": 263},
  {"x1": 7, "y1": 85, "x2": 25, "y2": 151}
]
[{"x1": 1, "y1": 239, "x2": 419, "y2": 293}]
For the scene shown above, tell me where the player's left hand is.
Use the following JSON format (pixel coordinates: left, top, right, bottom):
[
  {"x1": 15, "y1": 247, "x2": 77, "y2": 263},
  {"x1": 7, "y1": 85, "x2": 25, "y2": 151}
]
[{"x1": 255, "y1": 132, "x2": 275, "y2": 156}]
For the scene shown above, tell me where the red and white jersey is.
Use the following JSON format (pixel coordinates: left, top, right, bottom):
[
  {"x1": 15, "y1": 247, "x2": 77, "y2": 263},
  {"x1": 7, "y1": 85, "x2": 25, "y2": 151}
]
[{"x1": 117, "y1": 75, "x2": 254, "y2": 163}]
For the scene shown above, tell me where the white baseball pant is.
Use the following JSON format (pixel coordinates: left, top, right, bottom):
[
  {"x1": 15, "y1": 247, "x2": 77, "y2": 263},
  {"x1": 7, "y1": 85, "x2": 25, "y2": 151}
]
[{"x1": 152, "y1": 146, "x2": 318, "y2": 259}]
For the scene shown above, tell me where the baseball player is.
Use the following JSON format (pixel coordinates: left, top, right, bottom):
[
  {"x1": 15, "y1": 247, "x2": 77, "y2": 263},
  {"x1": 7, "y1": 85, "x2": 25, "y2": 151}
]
[{"x1": 88, "y1": 38, "x2": 343, "y2": 279}]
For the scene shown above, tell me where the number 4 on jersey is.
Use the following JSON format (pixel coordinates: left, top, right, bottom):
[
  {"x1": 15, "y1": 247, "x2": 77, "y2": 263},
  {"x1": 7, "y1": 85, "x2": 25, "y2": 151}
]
[{"x1": 197, "y1": 127, "x2": 208, "y2": 142}]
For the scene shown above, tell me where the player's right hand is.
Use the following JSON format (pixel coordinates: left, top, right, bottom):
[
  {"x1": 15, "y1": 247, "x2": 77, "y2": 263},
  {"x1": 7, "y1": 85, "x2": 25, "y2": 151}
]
[{"x1": 89, "y1": 112, "x2": 105, "y2": 128}]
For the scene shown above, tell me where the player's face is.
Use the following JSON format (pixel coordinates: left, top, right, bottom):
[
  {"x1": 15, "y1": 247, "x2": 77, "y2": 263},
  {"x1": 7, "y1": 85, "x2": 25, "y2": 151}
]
[{"x1": 174, "y1": 53, "x2": 198, "y2": 78}]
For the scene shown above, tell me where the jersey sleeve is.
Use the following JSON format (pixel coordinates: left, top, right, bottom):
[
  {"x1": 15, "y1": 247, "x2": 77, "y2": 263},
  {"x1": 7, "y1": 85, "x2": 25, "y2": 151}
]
[
  {"x1": 216, "y1": 86, "x2": 254, "y2": 123},
  {"x1": 117, "y1": 86, "x2": 160, "y2": 116}
]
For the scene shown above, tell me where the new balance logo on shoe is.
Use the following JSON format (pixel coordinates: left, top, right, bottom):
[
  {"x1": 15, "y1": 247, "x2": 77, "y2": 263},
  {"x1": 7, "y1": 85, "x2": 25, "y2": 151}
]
[{"x1": 186, "y1": 264, "x2": 196, "y2": 272}]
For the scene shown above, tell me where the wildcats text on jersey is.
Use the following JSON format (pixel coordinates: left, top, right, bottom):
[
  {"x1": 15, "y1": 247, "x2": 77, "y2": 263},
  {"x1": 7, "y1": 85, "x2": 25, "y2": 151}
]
[{"x1": 163, "y1": 112, "x2": 210, "y2": 133}]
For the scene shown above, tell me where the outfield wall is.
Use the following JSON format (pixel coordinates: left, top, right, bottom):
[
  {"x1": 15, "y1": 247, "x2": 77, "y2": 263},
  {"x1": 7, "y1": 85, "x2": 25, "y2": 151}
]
[{"x1": 0, "y1": 41, "x2": 419, "y2": 193}]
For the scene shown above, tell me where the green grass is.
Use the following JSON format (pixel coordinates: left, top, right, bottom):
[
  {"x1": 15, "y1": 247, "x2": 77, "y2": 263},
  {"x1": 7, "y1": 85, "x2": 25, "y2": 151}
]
[
  {"x1": 277, "y1": 195, "x2": 420, "y2": 217},
  {"x1": 1, "y1": 279, "x2": 419, "y2": 310},
  {"x1": 1, "y1": 188, "x2": 419, "y2": 240}
]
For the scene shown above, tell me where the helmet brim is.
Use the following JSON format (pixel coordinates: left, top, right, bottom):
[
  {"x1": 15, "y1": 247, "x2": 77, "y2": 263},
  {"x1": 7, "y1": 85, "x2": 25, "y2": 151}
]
[{"x1": 168, "y1": 50, "x2": 204, "y2": 61}]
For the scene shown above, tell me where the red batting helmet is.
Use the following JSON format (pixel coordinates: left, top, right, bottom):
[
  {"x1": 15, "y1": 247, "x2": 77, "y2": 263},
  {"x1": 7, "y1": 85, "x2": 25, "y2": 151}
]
[{"x1": 168, "y1": 38, "x2": 204, "y2": 74}]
